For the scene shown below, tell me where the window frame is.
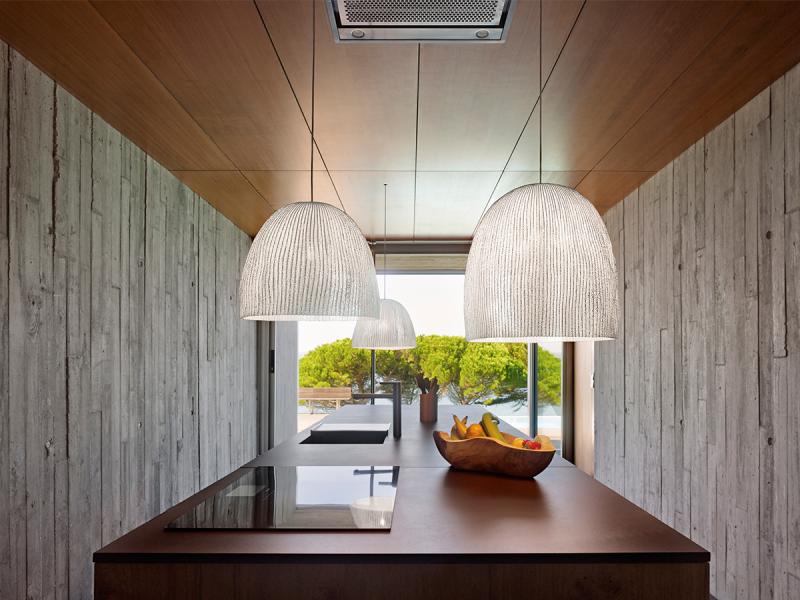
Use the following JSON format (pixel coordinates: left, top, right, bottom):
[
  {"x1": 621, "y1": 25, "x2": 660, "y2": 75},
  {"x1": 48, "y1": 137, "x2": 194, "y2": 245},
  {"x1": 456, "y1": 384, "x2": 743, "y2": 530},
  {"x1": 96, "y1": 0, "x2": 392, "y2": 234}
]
[{"x1": 369, "y1": 247, "x2": 576, "y2": 461}]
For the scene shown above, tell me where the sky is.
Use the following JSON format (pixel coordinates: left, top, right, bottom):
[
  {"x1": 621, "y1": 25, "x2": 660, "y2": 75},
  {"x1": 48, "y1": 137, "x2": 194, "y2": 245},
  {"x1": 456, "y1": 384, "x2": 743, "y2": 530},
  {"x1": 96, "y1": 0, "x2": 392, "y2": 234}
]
[{"x1": 297, "y1": 274, "x2": 563, "y2": 359}]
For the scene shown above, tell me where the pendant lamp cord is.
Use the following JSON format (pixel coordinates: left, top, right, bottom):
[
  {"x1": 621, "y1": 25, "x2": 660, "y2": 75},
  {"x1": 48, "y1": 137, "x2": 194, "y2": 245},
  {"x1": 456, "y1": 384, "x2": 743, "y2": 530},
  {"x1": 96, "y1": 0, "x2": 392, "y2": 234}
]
[
  {"x1": 252, "y1": 1, "x2": 346, "y2": 211},
  {"x1": 310, "y1": 1, "x2": 316, "y2": 202},
  {"x1": 539, "y1": 0, "x2": 543, "y2": 184},
  {"x1": 383, "y1": 183, "x2": 388, "y2": 299},
  {"x1": 412, "y1": 44, "x2": 421, "y2": 241},
  {"x1": 475, "y1": 1, "x2": 585, "y2": 226}
]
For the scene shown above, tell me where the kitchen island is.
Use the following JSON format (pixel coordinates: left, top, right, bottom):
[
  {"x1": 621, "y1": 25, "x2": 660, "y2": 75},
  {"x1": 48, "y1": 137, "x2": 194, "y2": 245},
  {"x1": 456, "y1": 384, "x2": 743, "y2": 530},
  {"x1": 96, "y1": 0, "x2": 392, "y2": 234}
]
[{"x1": 94, "y1": 405, "x2": 709, "y2": 599}]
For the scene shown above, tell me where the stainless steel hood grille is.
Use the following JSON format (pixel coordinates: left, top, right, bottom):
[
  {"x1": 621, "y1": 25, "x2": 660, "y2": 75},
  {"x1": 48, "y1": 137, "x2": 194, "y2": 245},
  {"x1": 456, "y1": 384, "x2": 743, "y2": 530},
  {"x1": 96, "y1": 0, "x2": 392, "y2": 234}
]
[
  {"x1": 326, "y1": 0, "x2": 516, "y2": 42},
  {"x1": 340, "y1": 0, "x2": 503, "y2": 25}
]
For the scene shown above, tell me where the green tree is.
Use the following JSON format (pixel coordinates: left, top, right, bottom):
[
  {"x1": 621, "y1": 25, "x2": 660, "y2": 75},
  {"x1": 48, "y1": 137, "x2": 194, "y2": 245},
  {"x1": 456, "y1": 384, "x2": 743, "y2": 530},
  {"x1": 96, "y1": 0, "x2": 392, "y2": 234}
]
[
  {"x1": 536, "y1": 346, "x2": 561, "y2": 406},
  {"x1": 375, "y1": 349, "x2": 417, "y2": 402},
  {"x1": 410, "y1": 335, "x2": 468, "y2": 401},
  {"x1": 458, "y1": 343, "x2": 527, "y2": 403},
  {"x1": 298, "y1": 336, "x2": 561, "y2": 407},
  {"x1": 298, "y1": 338, "x2": 371, "y2": 391}
]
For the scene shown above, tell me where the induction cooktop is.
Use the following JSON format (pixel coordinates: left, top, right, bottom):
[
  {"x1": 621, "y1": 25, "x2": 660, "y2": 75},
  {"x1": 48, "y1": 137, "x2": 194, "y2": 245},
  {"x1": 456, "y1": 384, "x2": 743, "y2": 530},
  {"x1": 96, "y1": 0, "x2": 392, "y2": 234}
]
[{"x1": 166, "y1": 466, "x2": 399, "y2": 531}]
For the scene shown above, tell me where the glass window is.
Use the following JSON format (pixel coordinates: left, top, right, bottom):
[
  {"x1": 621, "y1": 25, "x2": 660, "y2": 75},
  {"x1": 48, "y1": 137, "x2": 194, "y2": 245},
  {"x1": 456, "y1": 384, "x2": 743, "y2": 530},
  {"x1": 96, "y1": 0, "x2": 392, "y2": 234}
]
[
  {"x1": 535, "y1": 342, "x2": 564, "y2": 454},
  {"x1": 297, "y1": 274, "x2": 564, "y2": 453}
]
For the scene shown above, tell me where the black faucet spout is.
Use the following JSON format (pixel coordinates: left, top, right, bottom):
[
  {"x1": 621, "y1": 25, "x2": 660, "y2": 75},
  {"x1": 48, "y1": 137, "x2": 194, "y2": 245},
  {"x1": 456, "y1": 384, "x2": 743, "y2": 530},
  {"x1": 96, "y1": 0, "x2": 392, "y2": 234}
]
[{"x1": 351, "y1": 381, "x2": 402, "y2": 439}]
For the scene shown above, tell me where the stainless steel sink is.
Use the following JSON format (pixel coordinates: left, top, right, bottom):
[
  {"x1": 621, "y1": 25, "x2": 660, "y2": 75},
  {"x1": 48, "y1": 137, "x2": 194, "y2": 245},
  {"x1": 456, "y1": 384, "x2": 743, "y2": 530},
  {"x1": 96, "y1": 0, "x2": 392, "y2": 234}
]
[{"x1": 301, "y1": 423, "x2": 390, "y2": 444}]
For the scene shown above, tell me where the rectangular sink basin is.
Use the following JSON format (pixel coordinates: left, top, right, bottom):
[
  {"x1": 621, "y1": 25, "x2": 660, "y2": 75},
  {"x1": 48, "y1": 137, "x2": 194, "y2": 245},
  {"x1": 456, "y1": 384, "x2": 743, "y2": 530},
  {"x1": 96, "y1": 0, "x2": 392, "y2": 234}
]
[{"x1": 302, "y1": 423, "x2": 390, "y2": 444}]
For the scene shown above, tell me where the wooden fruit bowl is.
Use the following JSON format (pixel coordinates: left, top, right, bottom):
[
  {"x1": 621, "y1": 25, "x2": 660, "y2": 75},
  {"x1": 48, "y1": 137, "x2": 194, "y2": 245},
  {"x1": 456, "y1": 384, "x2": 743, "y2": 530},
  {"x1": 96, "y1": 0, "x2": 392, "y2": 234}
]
[{"x1": 433, "y1": 431, "x2": 555, "y2": 479}]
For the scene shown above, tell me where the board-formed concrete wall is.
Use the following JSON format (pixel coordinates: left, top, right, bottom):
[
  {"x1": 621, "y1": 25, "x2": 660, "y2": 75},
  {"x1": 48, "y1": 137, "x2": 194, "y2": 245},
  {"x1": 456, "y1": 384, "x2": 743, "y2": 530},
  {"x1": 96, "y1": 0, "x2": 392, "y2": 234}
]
[
  {"x1": 0, "y1": 43, "x2": 258, "y2": 599},
  {"x1": 594, "y1": 62, "x2": 800, "y2": 599}
]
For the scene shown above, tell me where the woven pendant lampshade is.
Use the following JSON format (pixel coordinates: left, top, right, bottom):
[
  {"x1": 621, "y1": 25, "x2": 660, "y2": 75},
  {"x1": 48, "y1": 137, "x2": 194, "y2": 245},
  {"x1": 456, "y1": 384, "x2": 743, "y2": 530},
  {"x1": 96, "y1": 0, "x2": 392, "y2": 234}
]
[
  {"x1": 352, "y1": 298, "x2": 416, "y2": 350},
  {"x1": 464, "y1": 183, "x2": 618, "y2": 342},
  {"x1": 240, "y1": 202, "x2": 380, "y2": 321}
]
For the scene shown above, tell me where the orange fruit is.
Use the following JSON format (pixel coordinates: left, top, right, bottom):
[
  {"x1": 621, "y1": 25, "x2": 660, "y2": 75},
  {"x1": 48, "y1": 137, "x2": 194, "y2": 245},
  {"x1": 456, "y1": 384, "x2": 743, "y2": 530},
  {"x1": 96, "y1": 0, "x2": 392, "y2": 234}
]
[{"x1": 466, "y1": 424, "x2": 485, "y2": 439}]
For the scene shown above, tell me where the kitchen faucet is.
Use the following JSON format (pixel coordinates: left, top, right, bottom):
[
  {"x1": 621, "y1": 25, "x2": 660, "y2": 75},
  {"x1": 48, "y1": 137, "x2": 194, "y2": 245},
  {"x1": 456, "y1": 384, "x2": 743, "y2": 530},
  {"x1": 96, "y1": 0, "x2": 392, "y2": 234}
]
[{"x1": 351, "y1": 381, "x2": 402, "y2": 439}]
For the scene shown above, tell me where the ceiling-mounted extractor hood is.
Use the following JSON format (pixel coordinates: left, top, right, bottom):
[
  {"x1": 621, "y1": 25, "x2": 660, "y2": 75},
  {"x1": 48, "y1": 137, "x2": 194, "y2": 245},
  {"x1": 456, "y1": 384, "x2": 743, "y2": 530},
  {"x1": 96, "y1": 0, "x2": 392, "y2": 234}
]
[{"x1": 325, "y1": 0, "x2": 517, "y2": 42}]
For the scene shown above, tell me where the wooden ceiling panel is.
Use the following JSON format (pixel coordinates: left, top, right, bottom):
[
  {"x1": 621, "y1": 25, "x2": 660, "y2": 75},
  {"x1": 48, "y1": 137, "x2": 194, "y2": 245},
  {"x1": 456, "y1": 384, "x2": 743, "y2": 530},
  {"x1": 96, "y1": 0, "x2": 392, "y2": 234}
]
[
  {"x1": 417, "y1": 0, "x2": 582, "y2": 172},
  {"x1": 415, "y1": 0, "x2": 539, "y2": 172},
  {"x1": 1, "y1": 1, "x2": 799, "y2": 240},
  {"x1": 541, "y1": 1, "x2": 583, "y2": 77},
  {"x1": 507, "y1": 1, "x2": 741, "y2": 172},
  {"x1": 313, "y1": 3, "x2": 419, "y2": 171},
  {"x1": 243, "y1": 169, "x2": 339, "y2": 214},
  {"x1": 597, "y1": 1, "x2": 800, "y2": 173},
  {"x1": 92, "y1": 0, "x2": 311, "y2": 171},
  {"x1": 413, "y1": 172, "x2": 500, "y2": 239},
  {"x1": 326, "y1": 171, "x2": 416, "y2": 240},
  {"x1": 261, "y1": 0, "x2": 419, "y2": 172},
  {"x1": 245, "y1": 170, "x2": 414, "y2": 240},
  {"x1": 491, "y1": 170, "x2": 587, "y2": 203},
  {"x1": 0, "y1": 0, "x2": 232, "y2": 171},
  {"x1": 255, "y1": 0, "x2": 313, "y2": 119},
  {"x1": 576, "y1": 171, "x2": 654, "y2": 213},
  {"x1": 175, "y1": 171, "x2": 273, "y2": 236}
]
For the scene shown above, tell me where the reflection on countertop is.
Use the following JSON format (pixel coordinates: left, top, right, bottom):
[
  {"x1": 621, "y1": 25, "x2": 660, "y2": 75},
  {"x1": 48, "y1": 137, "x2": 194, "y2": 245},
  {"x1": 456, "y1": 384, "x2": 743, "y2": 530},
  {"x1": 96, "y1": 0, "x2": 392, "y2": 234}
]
[{"x1": 167, "y1": 466, "x2": 399, "y2": 531}]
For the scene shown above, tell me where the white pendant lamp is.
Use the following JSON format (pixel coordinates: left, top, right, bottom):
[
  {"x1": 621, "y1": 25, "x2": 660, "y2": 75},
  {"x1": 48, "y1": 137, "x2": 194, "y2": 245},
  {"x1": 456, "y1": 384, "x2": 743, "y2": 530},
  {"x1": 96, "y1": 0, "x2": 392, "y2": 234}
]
[
  {"x1": 352, "y1": 298, "x2": 416, "y2": 349},
  {"x1": 464, "y1": 0, "x2": 618, "y2": 342},
  {"x1": 241, "y1": 202, "x2": 380, "y2": 320},
  {"x1": 352, "y1": 185, "x2": 417, "y2": 349},
  {"x1": 464, "y1": 183, "x2": 618, "y2": 341},
  {"x1": 239, "y1": 4, "x2": 379, "y2": 321}
]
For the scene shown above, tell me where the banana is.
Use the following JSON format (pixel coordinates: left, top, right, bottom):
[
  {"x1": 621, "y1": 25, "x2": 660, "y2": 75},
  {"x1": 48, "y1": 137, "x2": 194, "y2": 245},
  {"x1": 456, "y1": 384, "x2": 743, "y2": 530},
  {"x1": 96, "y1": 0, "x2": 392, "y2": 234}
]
[
  {"x1": 452, "y1": 415, "x2": 468, "y2": 439},
  {"x1": 480, "y1": 412, "x2": 507, "y2": 443}
]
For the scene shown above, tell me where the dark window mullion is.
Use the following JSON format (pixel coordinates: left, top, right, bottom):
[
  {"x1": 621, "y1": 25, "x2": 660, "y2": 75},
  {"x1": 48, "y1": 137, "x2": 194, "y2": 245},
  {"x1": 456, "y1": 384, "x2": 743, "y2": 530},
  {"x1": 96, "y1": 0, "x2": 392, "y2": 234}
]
[{"x1": 528, "y1": 342, "x2": 538, "y2": 437}]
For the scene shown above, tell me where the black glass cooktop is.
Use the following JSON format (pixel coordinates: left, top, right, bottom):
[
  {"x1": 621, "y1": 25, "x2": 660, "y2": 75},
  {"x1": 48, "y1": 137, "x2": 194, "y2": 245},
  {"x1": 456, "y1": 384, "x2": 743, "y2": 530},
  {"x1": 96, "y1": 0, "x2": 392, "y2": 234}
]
[{"x1": 166, "y1": 466, "x2": 399, "y2": 531}]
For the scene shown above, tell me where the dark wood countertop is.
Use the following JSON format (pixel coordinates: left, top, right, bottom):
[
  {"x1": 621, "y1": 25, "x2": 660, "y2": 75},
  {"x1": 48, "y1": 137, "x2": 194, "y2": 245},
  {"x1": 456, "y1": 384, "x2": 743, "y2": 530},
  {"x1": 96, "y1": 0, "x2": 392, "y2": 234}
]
[{"x1": 94, "y1": 405, "x2": 709, "y2": 564}]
